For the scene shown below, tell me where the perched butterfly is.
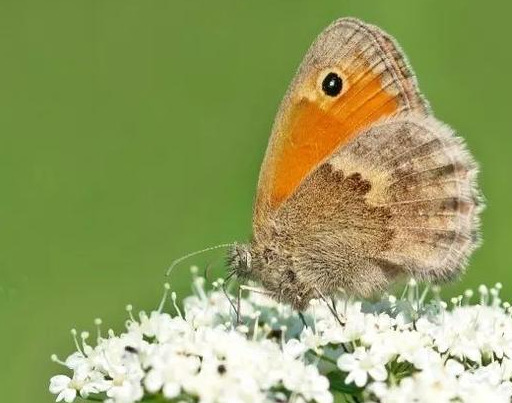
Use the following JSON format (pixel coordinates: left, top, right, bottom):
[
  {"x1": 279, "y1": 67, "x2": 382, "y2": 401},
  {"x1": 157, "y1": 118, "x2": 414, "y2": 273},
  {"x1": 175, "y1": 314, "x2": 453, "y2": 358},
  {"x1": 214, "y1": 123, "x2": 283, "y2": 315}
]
[{"x1": 228, "y1": 17, "x2": 483, "y2": 311}]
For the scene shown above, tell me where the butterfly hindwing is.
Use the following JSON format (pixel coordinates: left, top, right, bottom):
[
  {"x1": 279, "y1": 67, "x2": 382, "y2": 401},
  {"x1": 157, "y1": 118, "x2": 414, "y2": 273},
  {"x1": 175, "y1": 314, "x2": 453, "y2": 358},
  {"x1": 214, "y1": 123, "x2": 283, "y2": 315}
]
[{"x1": 257, "y1": 115, "x2": 481, "y2": 298}]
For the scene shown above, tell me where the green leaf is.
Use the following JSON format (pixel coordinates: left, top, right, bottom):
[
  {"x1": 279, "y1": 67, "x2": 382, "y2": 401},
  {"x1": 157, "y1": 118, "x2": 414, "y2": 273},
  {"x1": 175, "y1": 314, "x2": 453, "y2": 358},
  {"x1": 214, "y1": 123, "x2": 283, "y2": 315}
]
[
  {"x1": 327, "y1": 372, "x2": 363, "y2": 395},
  {"x1": 139, "y1": 398, "x2": 167, "y2": 403},
  {"x1": 332, "y1": 390, "x2": 364, "y2": 403}
]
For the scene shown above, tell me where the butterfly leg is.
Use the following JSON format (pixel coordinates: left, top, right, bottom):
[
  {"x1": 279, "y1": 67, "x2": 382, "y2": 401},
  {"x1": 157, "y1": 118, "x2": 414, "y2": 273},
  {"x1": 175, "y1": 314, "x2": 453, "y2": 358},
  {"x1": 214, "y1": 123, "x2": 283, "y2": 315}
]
[
  {"x1": 239, "y1": 284, "x2": 273, "y2": 295},
  {"x1": 330, "y1": 297, "x2": 338, "y2": 316},
  {"x1": 298, "y1": 312, "x2": 308, "y2": 328},
  {"x1": 221, "y1": 282, "x2": 239, "y2": 322},
  {"x1": 237, "y1": 286, "x2": 242, "y2": 325},
  {"x1": 314, "y1": 286, "x2": 345, "y2": 326}
]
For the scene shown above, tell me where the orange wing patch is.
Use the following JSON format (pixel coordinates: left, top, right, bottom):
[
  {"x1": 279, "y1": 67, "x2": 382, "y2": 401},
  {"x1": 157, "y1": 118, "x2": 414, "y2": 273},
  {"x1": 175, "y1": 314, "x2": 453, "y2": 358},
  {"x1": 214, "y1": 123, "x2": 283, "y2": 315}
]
[{"x1": 269, "y1": 67, "x2": 400, "y2": 208}]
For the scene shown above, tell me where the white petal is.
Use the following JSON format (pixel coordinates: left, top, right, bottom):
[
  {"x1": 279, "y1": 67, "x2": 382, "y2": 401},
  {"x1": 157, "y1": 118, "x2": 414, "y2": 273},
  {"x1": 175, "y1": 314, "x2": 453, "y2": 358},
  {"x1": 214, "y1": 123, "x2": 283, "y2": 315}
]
[
  {"x1": 284, "y1": 339, "x2": 306, "y2": 358},
  {"x1": 314, "y1": 391, "x2": 334, "y2": 403},
  {"x1": 445, "y1": 359, "x2": 465, "y2": 376},
  {"x1": 163, "y1": 382, "x2": 181, "y2": 399},
  {"x1": 144, "y1": 370, "x2": 163, "y2": 393},
  {"x1": 49, "y1": 376, "x2": 71, "y2": 393},
  {"x1": 369, "y1": 365, "x2": 387, "y2": 382},
  {"x1": 65, "y1": 352, "x2": 86, "y2": 370},
  {"x1": 353, "y1": 370, "x2": 368, "y2": 387},
  {"x1": 56, "y1": 389, "x2": 77, "y2": 403},
  {"x1": 344, "y1": 372, "x2": 355, "y2": 385},
  {"x1": 337, "y1": 354, "x2": 356, "y2": 371}
]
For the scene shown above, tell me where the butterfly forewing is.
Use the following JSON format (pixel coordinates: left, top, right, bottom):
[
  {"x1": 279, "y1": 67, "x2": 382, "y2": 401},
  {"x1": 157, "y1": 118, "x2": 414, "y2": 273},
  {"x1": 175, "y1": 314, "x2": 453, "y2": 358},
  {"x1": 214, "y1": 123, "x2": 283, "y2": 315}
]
[{"x1": 254, "y1": 18, "x2": 428, "y2": 227}]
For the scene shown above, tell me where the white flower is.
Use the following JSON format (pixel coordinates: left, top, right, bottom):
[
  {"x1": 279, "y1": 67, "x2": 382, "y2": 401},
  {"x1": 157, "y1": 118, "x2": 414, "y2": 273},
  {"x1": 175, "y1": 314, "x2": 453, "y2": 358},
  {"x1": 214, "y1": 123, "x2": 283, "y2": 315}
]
[
  {"x1": 283, "y1": 364, "x2": 333, "y2": 403},
  {"x1": 300, "y1": 327, "x2": 325, "y2": 351},
  {"x1": 131, "y1": 311, "x2": 192, "y2": 343},
  {"x1": 444, "y1": 359, "x2": 465, "y2": 377},
  {"x1": 371, "y1": 378, "x2": 416, "y2": 403},
  {"x1": 359, "y1": 313, "x2": 396, "y2": 346},
  {"x1": 458, "y1": 368, "x2": 512, "y2": 403},
  {"x1": 49, "y1": 277, "x2": 512, "y2": 403},
  {"x1": 500, "y1": 358, "x2": 512, "y2": 380},
  {"x1": 49, "y1": 371, "x2": 109, "y2": 403},
  {"x1": 106, "y1": 379, "x2": 144, "y2": 403},
  {"x1": 283, "y1": 339, "x2": 307, "y2": 358},
  {"x1": 144, "y1": 345, "x2": 200, "y2": 397},
  {"x1": 337, "y1": 347, "x2": 388, "y2": 387},
  {"x1": 49, "y1": 375, "x2": 78, "y2": 403},
  {"x1": 412, "y1": 364, "x2": 459, "y2": 403},
  {"x1": 394, "y1": 331, "x2": 428, "y2": 362}
]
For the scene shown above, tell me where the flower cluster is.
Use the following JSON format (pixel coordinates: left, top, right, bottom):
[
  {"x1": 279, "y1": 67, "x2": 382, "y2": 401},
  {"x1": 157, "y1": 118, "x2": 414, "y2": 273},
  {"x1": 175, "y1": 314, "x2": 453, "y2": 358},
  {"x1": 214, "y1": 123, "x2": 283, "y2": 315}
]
[
  {"x1": 49, "y1": 273, "x2": 330, "y2": 403},
  {"x1": 301, "y1": 282, "x2": 512, "y2": 402},
  {"x1": 50, "y1": 270, "x2": 512, "y2": 403}
]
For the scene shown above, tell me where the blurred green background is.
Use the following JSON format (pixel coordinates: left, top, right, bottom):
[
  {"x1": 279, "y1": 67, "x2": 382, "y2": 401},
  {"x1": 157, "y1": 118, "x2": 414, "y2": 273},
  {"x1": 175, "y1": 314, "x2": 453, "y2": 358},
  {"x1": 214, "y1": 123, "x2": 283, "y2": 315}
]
[{"x1": 1, "y1": 0, "x2": 511, "y2": 401}]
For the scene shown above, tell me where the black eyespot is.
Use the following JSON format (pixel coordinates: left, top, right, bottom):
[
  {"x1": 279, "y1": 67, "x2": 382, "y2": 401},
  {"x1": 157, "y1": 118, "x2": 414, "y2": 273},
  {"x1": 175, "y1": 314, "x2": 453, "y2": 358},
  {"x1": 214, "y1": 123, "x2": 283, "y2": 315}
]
[
  {"x1": 321, "y1": 72, "x2": 343, "y2": 97},
  {"x1": 217, "y1": 364, "x2": 227, "y2": 374}
]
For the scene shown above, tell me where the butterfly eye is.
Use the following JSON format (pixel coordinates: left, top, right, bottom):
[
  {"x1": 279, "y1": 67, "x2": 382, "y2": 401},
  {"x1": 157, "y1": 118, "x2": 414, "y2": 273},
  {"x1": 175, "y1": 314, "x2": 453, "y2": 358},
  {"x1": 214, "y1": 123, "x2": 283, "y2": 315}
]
[{"x1": 321, "y1": 72, "x2": 343, "y2": 97}]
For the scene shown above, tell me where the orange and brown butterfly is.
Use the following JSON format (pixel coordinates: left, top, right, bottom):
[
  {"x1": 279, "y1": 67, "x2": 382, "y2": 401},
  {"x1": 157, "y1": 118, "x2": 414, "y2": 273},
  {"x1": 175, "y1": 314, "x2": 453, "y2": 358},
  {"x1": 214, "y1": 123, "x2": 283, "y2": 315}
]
[{"x1": 228, "y1": 17, "x2": 483, "y2": 311}]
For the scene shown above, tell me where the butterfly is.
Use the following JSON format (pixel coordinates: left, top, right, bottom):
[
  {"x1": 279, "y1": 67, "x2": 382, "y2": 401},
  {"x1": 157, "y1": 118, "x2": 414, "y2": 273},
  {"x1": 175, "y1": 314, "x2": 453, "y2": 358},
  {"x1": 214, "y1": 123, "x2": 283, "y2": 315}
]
[{"x1": 228, "y1": 17, "x2": 483, "y2": 311}]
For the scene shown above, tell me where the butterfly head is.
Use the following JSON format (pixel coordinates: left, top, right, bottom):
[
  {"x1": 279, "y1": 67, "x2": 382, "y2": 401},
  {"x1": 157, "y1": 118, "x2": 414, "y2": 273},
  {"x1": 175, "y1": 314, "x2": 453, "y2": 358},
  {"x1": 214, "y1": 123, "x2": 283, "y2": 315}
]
[
  {"x1": 227, "y1": 243, "x2": 253, "y2": 279},
  {"x1": 227, "y1": 241, "x2": 316, "y2": 311}
]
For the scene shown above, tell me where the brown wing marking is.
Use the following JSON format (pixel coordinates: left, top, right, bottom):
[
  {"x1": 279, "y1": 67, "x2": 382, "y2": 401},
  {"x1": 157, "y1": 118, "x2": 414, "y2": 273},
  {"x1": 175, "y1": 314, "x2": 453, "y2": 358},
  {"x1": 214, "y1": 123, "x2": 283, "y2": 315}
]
[{"x1": 331, "y1": 115, "x2": 483, "y2": 281}]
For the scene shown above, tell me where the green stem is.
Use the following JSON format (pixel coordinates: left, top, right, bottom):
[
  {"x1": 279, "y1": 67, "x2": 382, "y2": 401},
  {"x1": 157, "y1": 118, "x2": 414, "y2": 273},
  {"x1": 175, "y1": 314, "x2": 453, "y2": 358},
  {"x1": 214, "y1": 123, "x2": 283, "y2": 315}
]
[
  {"x1": 309, "y1": 350, "x2": 338, "y2": 365},
  {"x1": 389, "y1": 371, "x2": 397, "y2": 386}
]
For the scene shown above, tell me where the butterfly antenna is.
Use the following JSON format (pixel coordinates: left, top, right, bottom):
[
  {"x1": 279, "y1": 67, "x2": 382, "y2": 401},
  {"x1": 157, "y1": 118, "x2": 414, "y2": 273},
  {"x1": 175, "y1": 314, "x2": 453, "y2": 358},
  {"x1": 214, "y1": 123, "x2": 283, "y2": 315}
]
[{"x1": 165, "y1": 243, "x2": 234, "y2": 277}]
